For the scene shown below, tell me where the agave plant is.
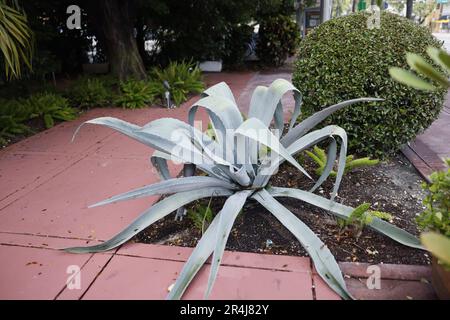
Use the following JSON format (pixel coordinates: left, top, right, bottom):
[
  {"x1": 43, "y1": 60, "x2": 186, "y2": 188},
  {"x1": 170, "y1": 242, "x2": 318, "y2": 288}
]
[{"x1": 65, "y1": 79, "x2": 422, "y2": 299}]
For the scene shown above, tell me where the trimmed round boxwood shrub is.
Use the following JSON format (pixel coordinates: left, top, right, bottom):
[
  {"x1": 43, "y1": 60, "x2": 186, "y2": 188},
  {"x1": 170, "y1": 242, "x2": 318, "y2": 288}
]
[
  {"x1": 293, "y1": 12, "x2": 446, "y2": 158},
  {"x1": 257, "y1": 15, "x2": 300, "y2": 67}
]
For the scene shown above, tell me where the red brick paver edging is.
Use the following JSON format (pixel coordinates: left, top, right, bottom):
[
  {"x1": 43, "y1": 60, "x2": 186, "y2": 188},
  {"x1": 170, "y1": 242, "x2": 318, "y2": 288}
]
[{"x1": 403, "y1": 92, "x2": 450, "y2": 181}]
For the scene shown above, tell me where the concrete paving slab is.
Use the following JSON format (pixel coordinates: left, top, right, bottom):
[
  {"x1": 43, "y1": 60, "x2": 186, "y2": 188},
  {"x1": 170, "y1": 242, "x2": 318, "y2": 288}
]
[
  {"x1": 0, "y1": 152, "x2": 70, "y2": 205},
  {"x1": 82, "y1": 251, "x2": 313, "y2": 300},
  {"x1": 0, "y1": 244, "x2": 92, "y2": 299},
  {"x1": 0, "y1": 157, "x2": 159, "y2": 240}
]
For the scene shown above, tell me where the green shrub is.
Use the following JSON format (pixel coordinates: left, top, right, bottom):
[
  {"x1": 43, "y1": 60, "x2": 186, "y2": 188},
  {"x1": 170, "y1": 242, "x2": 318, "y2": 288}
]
[
  {"x1": 338, "y1": 203, "x2": 393, "y2": 239},
  {"x1": 187, "y1": 203, "x2": 214, "y2": 234},
  {"x1": 256, "y1": 15, "x2": 300, "y2": 67},
  {"x1": 0, "y1": 80, "x2": 58, "y2": 100},
  {"x1": 0, "y1": 99, "x2": 33, "y2": 145},
  {"x1": 223, "y1": 24, "x2": 254, "y2": 68},
  {"x1": 115, "y1": 79, "x2": 155, "y2": 109},
  {"x1": 25, "y1": 93, "x2": 78, "y2": 128},
  {"x1": 305, "y1": 146, "x2": 379, "y2": 177},
  {"x1": 293, "y1": 12, "x2": 446, "y2": 158},
  {"x1": 416, "y1": 159, "x2": 450, "y2": 237},
  {"x1": 68, "y1": 76, "x2": 112, "y2": 108},
  {"x1": 148, "y1": 60, "x2": 205, "y2": 107},
  {"x1": 0, "y1": 92, "x2": 78, "y2": 145}
]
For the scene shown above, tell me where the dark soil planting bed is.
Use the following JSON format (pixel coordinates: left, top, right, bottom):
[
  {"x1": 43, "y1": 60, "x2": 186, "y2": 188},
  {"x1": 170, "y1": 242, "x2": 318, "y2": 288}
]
[{"x1": 135, "y1": 154, "x2": 430, "y2": 266}]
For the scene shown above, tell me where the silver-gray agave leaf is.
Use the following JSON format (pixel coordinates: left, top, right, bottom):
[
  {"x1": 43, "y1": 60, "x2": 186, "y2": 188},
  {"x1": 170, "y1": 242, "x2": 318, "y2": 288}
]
[{"x1": 65, "y1": 79, "x2": 422, "y2": 300}]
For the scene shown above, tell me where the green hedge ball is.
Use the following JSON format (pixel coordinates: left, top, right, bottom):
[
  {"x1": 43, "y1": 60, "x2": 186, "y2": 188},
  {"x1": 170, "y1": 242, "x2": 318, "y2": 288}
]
[{"x1": 293, "y1": 12, "x2": 446, "y2": 158}]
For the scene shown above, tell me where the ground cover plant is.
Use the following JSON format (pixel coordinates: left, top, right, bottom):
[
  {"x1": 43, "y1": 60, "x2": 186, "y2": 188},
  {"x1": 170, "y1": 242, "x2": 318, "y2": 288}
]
[
  {"x1": 336, "y1": 202, "x2": 393, "y2": 240},
  {"x1": 67, "y1": 76, "x2": 112, "y2": 108},
  {"x1": 304, "y1": 145, "x2": 379, "y2": 177},
  {"x1": 65, "y1": 79, "x2": 423, "y2": 300},
  {"x1": 416, "y1": 159, "x2": 450, "y2": 237},
  {"x1": 293, "y1": 12, "x2": 446, "y2": 158},
  {"x1": 0, "y1": 98, "x2": 33, "y2": 145},
  {"x1": 114, "y1": 78, "x2": 155, "y2": 109},
  {"x1": 23, "y1": 92, "x2": 77, "y2": 128},
  {"x1": 0, "y1": 61, "x2": 205, "y2": 146},
  {"x1": 148, "y1": 60, "x2": 204, "y2": 107},
  {"x1": 0, "y1": 91, "x2": 78, "y2": 146}
]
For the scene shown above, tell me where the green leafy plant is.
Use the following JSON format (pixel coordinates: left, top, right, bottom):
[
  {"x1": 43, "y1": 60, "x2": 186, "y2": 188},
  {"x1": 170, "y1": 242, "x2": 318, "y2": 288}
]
[
  {"x1": 223, "y1": 24, "x2": 254, "y2": 68},
  {"x1": 256, "y1": 15, "x2": 300, "y2": 67},
  {"x1": 0, "y1": 0, "x2": 33, "y2": 79},
  {"x1": 148, "y1": 60, "x2": 205, "y2": 107},
  {"x1": 417, "y1": 160, "x2": 450, "y2": 271},
  {"x1": 115, "y1": 79, "x2": 155, "y2": 109},
  {"x1": 421, "y1": 232, "x2": 450, "y2": 268},
  {"x1": 68, "y1": 77, "x2": 112, "y2": 108},
  {"x1": 187, "y1": 202, "x2": 214, "y2": 235},
  {"x1": 25, "y1": 93, "x2": 78, "y2": 128},
  {"x1": 391, "y1": 56, "x2": 450, "y2": 268},
  {"x1": 64, "y1": 79, "x2": 422, "y2": 300},
  {"x1": 416, "y1": 159, "x2": 450, "y2": 237},
  {"x1": 0, "y1": 98, "x2": 33, "y2": 145},
  {"x1": 293, "y1": 12, "x2": 446, "y2": 158},
  {"x1": 390, "y1": 47, "x2": 450, "y2": 91},
  {"x1": 305, "y1": 146, "x2": 379, "y2": 177},
  {"x1": 337, "y1": 203, "x2": 393, "y2": 240}
]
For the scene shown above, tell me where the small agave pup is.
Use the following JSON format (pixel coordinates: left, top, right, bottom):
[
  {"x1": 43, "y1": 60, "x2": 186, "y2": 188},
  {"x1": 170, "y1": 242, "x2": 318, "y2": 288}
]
[{"x1": 65, "y1": 79, "x2": 423, "y2": 299}]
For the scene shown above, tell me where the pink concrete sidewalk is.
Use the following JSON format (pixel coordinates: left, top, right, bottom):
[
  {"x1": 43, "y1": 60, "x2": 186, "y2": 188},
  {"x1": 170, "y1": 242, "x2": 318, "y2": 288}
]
[
  {"x1": 0, "y1": 72, "x2": 258, "y2": 299},
  {"x1": 403, "y1": 91, "x2": 450, "y2": 180},
  {"x1": 0, "y1": 71, "x2": 436, "y2": 300}
]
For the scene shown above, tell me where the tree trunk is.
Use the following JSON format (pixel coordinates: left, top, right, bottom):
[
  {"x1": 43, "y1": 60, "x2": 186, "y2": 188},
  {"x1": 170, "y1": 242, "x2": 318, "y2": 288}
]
[
  {"x1": 406, "y1": 0, "x2": 413, "y2": 19},
  {"x1": 95, "y1": 0, "x2": 146, "y2": 80},
  {"x1": 135, "y1": 17, "x2": 148, "y2": 66}
]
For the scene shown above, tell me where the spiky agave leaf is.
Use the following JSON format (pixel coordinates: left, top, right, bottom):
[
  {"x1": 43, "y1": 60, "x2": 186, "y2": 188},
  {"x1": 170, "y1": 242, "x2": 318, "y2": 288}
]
[
  {"x1": 248, "y1": 78, "x2": 302, "y2": 130},
  {"x1": 64, "y1": 187, "x2": 233, "y2": 253},
  {"x1": 267, "y1": 187, "x2": 423, "y2": 249},
  {"x1": 206, "y1": 190, "x2": 252, "y2": 298},
  {"x1": 150, "y1": 150, "x2": 173, "y2": 180},
  {"x1": 252, "y1": 189, "x2": 353, "y2": 299},
  {"x1": 246, "y1": 79, "x2": 302, "y2": 164},
  {"x1": 167, "y1": 208, "x2": 222, "y2": 300},
  {"x1": 254, "y1": 125, "x2": 347, "y2": 196},
  {"x1": 88, "y1": 176, "x2": 238, "y2": 208},
  {"x1": 280, "y1": 98, "x2": 383, "y2": 147},
  {"x1": 235, "y1": 117, "x2": 311, "y2": 180}
]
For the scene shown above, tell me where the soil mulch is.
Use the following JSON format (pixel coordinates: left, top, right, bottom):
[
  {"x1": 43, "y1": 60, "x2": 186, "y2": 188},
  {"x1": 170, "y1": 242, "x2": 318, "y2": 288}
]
[{"x1": 135, "y1": 153, "x2": 431, "y2": 266}]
